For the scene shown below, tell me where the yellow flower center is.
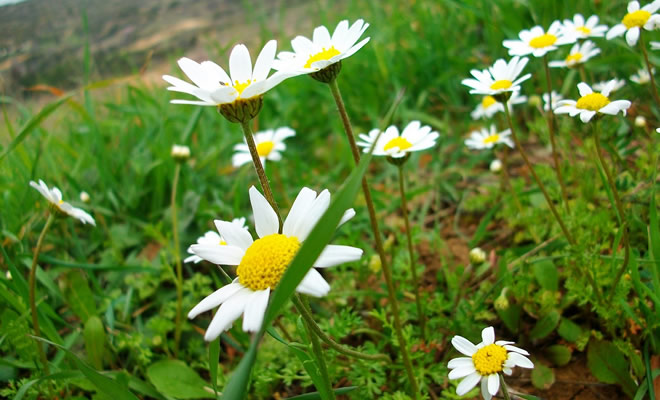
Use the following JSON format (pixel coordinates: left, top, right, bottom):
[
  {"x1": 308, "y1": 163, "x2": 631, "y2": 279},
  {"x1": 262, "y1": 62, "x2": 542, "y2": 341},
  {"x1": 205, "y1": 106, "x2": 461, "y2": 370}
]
[
  {"x1": 483, "y1": 134, "x2": 500, "y2": 144},
  {"x1": 576, "y1": 26, "x2": 591, "y2": 35},
  {"x1": 565, "y1": 52, "x2": 583, "y2": 65},
  {"x1": 623, "y1": 10, "x2": 651, "y2": 29},
  {"x1": 233, "y1": 80, "x2": 253, "y2": 96},
  {"x1": 58, "y1": 199, "x2": 64, "y2": 204},
  {"x1": 472, "y1": 344, "x2": 508, "y2": 375},
  {"x1": 482, "y1": 95, "x2": 498, "y2": 109},
  {"x1": 256, "y1": 140, "x2": 275, "y2": 157},
  {"x1": 490, "y1": 80, "x2": 513, "y2": 90},
  {"x1": 219, "y1": 240, "x2": 227, "y2": 246},
  {"x1": 383, "y1": 137, "x2": 413, "y2": 152},
  {"x1": 576, "y1": 93, "x2": 610, "y2": 111},
  {"x1": 304, "y1": 46, "x2": 341, "y2": 69},
  {"x1": 236, "y1": 234, "x2": 300, "y2": 291},
  {"x1": 529, "y1": 33, "x2": 558, "y2": 49}
]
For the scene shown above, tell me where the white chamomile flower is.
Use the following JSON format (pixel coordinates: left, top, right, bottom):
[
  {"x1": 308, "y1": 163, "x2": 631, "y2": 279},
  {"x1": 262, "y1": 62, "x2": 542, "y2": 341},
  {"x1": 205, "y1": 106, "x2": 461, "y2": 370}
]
[
  {"x1": 542, "y1": 91, "x2": 564, "y2": 112},
  {"x1": 652, "y1": 41, "x2": 660, "y2": 50},
  {"x1": 462, "y1": 57, "x2": 532, "y2": 96},
  {"x1": 356, "y1": 121, "x2": 439, "y2": 159},
  {"x1": 465, "y1": 125, "x2": 513, "y2": 150},
  {"x1": 273, "y1": 19, "x2": 370, "y2": 75},
  {"x1": 630, "y1": 67, "x2": 655, "y2": 84},
  {"x1": 593, "y1": 79, "x2": 625, "y2": 92},
  {"x1": 470, "y1": 91, "x2": 527, "y2": 120},
  {"x1": 448, "y1": 326, "x2": 534, "y2": 400},
  {"x1": 562, "y1": 14, "x2": 608, "y2": 39},
  {"x1": 549, "y1": 40, "x2": 600, "y2": 68},
  {"x1": 188, "y1": 186, "x2": 362, "y2": 341},
  {"x1": 162, "y1": 41, "x2": 291, "y2": 107},
  {"x1": 185, "y1": 218, "x2": 247, "y2": 264},
  {"x1": 30, "y1": 180, "x2": 95, "y2": 225},
  {"x1": 232, "y1": 127, "x2": 295, "y2": 168},
  {"x1": 606, "y1": 1, "x2": 660, "y2": 47},
  {"x1": 554, "y1": 81, "x2": 632, "y2": 123},
  {"x1": 503, "y1": 21, "x2": 576, "y2": 58},
  {"x1": 489, "y1": 159, "x2": 503, "y2": 173},
  {"x1": 171, "y1": 144, "x2": 191, "y2": 161}
]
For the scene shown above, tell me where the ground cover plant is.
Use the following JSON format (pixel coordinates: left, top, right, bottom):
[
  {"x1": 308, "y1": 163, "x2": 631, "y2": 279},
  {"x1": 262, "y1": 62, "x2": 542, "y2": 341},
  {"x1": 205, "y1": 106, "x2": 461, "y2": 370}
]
[{"x1": 1, "y1": 0, "x2": 660, "y2": 398}]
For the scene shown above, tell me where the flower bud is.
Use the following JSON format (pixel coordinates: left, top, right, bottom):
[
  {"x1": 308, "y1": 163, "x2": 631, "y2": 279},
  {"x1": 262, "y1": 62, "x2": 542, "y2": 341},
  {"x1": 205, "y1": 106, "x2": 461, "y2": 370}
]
[
  {"x1": 489, "y1": 159, "x2": 502, "y2": 173},
  {"x1": 469, "y1": 247, "x2": 487, "y2": 265},
  {"x1": 171, "y1": 144, "x2": 191, "y2": 162},
  {"x1": 528, "y1": 94, "x2": 542, "y2": 108},
  {"x1": 368, "y1": 254, "x2": 381, "y2": 273},
  {"x1": 494, "y1": 288, "x2": 510, "y2": 311},
  {"x1": 635, "y1": 116, "x2": 647, "y2": 128},
  {"x1": 80, "y1": 191, "x2": 90, "y2": 203}
]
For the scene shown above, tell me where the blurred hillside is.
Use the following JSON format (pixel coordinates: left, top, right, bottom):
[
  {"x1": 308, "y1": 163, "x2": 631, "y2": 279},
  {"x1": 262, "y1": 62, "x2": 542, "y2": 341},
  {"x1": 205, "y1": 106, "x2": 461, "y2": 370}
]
[{"x1": 0, "y1": 0, "x2": 307, "y2": 97}]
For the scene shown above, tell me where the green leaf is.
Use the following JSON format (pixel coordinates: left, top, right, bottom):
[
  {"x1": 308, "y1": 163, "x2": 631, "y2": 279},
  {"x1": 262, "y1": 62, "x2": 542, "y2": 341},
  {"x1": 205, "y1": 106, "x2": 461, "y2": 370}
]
[
  {"x1": 496, "y1": 304, "x2": 521, "y2": 334},
  {"x1": 33, "y1": 337, "x2": 139, "y2": 400},
  {"x1": 284, "y1": 387, "x2": 358, "y2": 399},
  {"x1": 648, "y1": 189, "x2": 660, "y2": 296},
  {"x1": 83, "y1": 316, "x2": 106, "y2": 370},
  {"x1": 0, "y1": 93, "x2": 73, "y2": 160},
  {"x1": 63, "y1": 270, "x2": 97, "y2": 323},
  {"x1": 469, "y1": 203, "x2": 500, "y2": 247},
  {"x1": 209, "y1": 337, "x2": 220, "y2": 398},
  {"x1": 557, "y1": 318, "x2": 582, "y2": 343},
  {"x1": 587, "y1": 340, "x2": 636, "y2": 397},
  {"x1": 146, "y1": 360, "x2": 214, "y2": 399},
  {"x1": 531, "y1": 260, "x2": 558, "y2": 291},
  {"x1": 529, "y1": 310, "x2": 560, "y2": 341},
  {"x1": 221, "y1": 135, "x2": 375, "y2": 400},
  {"x1": 544, "y1": 344, "x2": 572, "y2": 367},
  {"x1": 531, "y1": 363, "x2": 555, "y2": 390},
  {"x1": 13, "y1": 371, "x2": 83, "y2": 400}
]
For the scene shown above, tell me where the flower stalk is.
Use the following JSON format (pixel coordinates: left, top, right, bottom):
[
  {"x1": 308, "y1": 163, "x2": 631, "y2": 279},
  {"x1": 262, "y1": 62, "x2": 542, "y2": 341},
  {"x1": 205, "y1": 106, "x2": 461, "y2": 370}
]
[
  {"x1": 543, "y1": 55, "x2": 571, "y2": 214},
  {"x1": 499, "y1": 374, "x2": 512, "y2": 400},
  {"x1": 639, "y1": 31, "x2": 660, "y2": 109},
  {"x1": 397, "y1": 165, "x2": 426, "y2": 341},
  {"x1": 328, "y1": 78, "x2": 420, "y2": 399},
  {"x1": 172, "y1": 162, "x2": 184, "y2": 356},
  {"x1": 29, "y1": 213, "x2": 55, "y2": 376}
]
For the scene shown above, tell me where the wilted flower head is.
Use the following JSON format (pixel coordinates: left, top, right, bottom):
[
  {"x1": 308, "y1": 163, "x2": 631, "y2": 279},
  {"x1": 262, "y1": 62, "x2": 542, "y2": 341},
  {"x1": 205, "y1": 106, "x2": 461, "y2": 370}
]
[{"x1": 30, "y1": 180, "x2": 95, "y2": 225}]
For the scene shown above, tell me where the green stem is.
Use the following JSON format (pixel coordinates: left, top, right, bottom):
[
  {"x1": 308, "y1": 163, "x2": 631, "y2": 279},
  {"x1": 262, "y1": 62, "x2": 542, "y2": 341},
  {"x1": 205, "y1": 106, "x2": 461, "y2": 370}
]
[
  {"x1": 297, "y1": 296, "x2": 335, "y2": 400},
  {"x1": 397, "y1": 165, "x2": 426, "y2": 341},
  {"x1": 578, "y1": 65, "x2": 588, "y2": 83},
  {"x1": 240, "y1": 120, "x2": 283, "y2": 230},
  {"x1": 29, "y1": 213, "x2": 54, "y2": 376},
  {"x1": 293, "y1": 295, "x2": 391, "y2": 362},
  {"x1": 503, "y1": 102, "x2": 575, "y2": 245},
  {"x1": 499, "y1": 374, "x2": 511, "y2": 400},
  {"x1": 543, "y1": 55, "x2": 571, "y2": 214},
  {"x1": 328, "y1": 79, "x2": 420, "y2": 399},
  {"x1": 593, "y1": 121, "x2": 630, "y2": 303},
  {"x1": 172, "y1": 162, "x2": 183, "y2": 357},
  {"x1": 639, "y1": 31, "x2": 660, "y2": 109}
]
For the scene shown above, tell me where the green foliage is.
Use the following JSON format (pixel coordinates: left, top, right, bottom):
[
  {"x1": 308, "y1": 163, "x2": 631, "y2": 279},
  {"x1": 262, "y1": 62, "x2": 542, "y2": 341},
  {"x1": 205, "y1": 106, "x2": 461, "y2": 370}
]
[{"x1": 146, "y1": 360, "x2": 213, "y2": 399}]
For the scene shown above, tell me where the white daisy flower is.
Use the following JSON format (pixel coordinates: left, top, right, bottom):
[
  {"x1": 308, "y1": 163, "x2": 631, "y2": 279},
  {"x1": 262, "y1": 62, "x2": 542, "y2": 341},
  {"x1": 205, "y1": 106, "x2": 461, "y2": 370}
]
[
  {"x1": 542, "y1": 91, "x2": 564, "y2": 112},
  {"x1": 562, "y1": 14, "x2": 608, "y2": 39},
  {"x1": 470, "y1": 91, "x2": 527, "y2": 120},
  {"x1": 448, "y1": 326, "x2": 534, "y2": 400},
  {"x1": 630, "y1": 67, "x2": 655, "y2": 84},
  {"x1": 503, "y1": 21, "x2": 577, "y2": 58},
  {"x1": 185, "y1": 218, "x2": 247, "y2": 264},
  {"x1": 465, "y1": 125, "x2": 513, "y2": 150},
  {"x1": 593, "y1": 79, "x2": 625, "y2": 92},
  {"x1": 30, "y1": 180, "x2": 95, "y2": 225},
  {"x1": 232, "y1": 127, "x2": 296, "y2": 168},
  {"x1": 162, "y1": 41, "x2": 291, "y2": 106},
  {"x1": 461, "y1": 57, "x2": 532, "y2": 96},
  {"x1": 549, "y1": 40, "x2": 600, "y2": 68},
  {"x1": 651, "y1": 41, "x2": 660, "y2": 50},
  {"x1": 554, "y1": 81, "x2": 631, "y2": 123},
  {"x1": 606, "y1": 1, "x2": 660, "y2": 47},
  {"x1": 188, "y1": 186, "x2": 362, "y2": 341},
  {"x1": 273, "y1": 19, "x2": 370, "y2": 75},
  {"x1": 356, "y1": 121, "x2": 439, "y2": 159}
]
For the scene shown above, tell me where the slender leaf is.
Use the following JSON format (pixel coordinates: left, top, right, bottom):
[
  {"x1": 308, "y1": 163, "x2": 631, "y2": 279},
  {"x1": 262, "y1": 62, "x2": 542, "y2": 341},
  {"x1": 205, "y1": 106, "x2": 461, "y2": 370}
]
[
  {"x1": 285, "y1": 387, "x2": 358, "y2": 399},
  {"x1": 209, "y1": 337, "x2": 220, "y2": 398}
]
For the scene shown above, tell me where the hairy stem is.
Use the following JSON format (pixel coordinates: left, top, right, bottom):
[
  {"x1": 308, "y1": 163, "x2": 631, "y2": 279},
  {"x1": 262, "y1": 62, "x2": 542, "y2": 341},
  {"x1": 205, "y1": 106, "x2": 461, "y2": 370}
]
[
  {"x1": 543, "y1": 55, "x2": 571, "y2": 214},
  {"x1": 172, "y1": 162, "x2": 183, "y2": 357},
  {"x1": 240, "y1": 120, "x2": 283, "y2": 230},
  {"x1": 297, "y1": 296, "x2": 335, "y2": 400},
  {"x1": 29, "y1": 213, "x2": 54, "y2": 375},
  {"x1": 328, "y1": 79, "x2": 420, "y2": 399},
  {"x1": 397, "y1": 165, "x2": 426, "y2": 341},
  {"x1": 499, "y1": 374, "x2": 512, "y2": 400}
]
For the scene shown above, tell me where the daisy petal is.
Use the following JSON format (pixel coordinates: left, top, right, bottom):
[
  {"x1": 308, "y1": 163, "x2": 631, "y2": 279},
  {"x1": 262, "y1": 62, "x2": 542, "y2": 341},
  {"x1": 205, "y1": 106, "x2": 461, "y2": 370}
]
[
  {"x1": 314, "y1": 245, "x2": 363, "y2": 268},
  {"x1": 452, "y1": 335, "x2": 478, "y2": 356},
  {"x1": 249, "y1": 186, "x2": 279, "y2": 238},
  {"x1": 242, "y1": 288, "x2": 270, "y2": 332},
  {"x1": 188, "y1": 282, "x2": 243, "y2": 319},
  {"x1": 456, "y1": 372, "x2": 481, "y2": 396}
]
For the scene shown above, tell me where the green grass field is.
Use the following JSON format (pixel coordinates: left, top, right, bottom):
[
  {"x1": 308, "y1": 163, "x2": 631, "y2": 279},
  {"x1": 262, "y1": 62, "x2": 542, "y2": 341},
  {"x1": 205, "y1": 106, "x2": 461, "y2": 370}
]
[{"x1": 2, "y1": 0, "x2": 660, "y2": 399}]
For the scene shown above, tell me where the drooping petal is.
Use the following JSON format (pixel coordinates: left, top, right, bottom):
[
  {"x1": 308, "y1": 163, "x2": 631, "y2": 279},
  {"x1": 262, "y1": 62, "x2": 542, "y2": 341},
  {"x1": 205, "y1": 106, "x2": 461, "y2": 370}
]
[
  {"x1": 456, "y1": 372, "x2": 481, "y2": 396},
  {"x1": 487, "y1": 374, "x2": 500, "y2": 396},
  {"x1": 242, "y1": 288, "x2": 270, "y2": 332},
  {"x1": 314, "y1": 245, "x2": 363, "y2": 268},
  {"x1": 204, "y1": 288, "x2": 252, "y2": 341},
  {"x1": 296, "y1": 268, "x2": 330, "y2": 297},
  {"x1": 188, "y1": 281, "x2": 243, "y2": 319}
]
